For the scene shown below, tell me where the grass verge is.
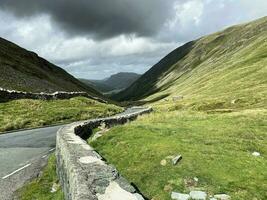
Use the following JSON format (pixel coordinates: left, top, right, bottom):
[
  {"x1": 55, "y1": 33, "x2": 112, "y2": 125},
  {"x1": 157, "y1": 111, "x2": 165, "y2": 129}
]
[
  {"x1": 0, "y1": 97, "x2": 123, "y2": 133},
  {"x1": 90, "y1": 105, "x2": 267, "y2": 200},
  {"x1": 17, "y1": 154, "x2": 63, "y2": 200}
]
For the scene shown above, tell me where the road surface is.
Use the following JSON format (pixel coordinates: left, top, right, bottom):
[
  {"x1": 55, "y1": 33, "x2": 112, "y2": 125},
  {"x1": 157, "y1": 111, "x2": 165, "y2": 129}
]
[
  {"x1": 0, "y1": 107, "x2": 147, "y2": 200},
  {"x1": 0, "y1": 125, "x2": 61, "y2": 200}
]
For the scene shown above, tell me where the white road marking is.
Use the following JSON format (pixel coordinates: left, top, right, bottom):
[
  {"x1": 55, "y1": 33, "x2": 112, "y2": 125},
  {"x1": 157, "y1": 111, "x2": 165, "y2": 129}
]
[
  {"x1": 49, "y1": 148, "x2": 55, "y2": 152},
  {"x1": 42, "y1": 154, "x2": 48, "y2": 158},
  {"x1": 2, "y1": 163, "x2": 31, "y2": 179}
]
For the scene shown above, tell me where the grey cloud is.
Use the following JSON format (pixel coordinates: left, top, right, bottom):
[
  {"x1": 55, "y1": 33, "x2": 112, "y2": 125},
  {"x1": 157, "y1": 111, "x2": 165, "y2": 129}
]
[{"x1": 0, "y1": 0, "x2": 179, "y2": 40}]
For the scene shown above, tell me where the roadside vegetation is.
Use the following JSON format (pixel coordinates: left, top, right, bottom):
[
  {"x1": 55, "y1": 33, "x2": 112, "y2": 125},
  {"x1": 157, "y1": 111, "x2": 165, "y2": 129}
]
[
  {"x1": 17, "y1": 154, "x2": 64, "y2": 200},
  {"x1": 90, "y1": 17, "x2": 267, "y2": 200},
  {"x1": 91, "y1": 101, "x2": 267, "y2": 200},
  {"x1": 0, "y1": 97, "x2": 123, "y2": 133},
  {"x1": 15, "y1": 98, "x2": 122, "y2": 200}
]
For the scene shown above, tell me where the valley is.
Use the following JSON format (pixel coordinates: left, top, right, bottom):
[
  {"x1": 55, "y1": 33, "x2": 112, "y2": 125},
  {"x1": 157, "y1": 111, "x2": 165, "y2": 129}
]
[{"x1": 0, "y1": 11, "x2": 266, "y2": 200}]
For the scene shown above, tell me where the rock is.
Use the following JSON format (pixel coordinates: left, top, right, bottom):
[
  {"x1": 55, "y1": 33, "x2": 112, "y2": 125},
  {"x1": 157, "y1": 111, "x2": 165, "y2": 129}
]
[
  {"x1": 172, "y1": 96, "x2": 184, "y2": 101},
  {"x1": 193, "y1": 177, "x2": 199, "y2": 182},
  {"x1": 189, "y1": 191, "x2": 207, "y2": 200},
  {"x1": 160, "y1": 159, "x2": 167, "y2": 166},
  {"x1": 134, "y1": 193, "x2": 145, "y2": 200},
  {"x1": 172, "y1": 155, "x2": 182, "y2": 165},
  {"x1": 171, "y1": 192, "x2": 190, "y2": 200},
  {"x1": 252, "y1": 152, "x2": 260, "y2": 157},
  {"x1": 214, "y1": 194, "x2": 231, "y2": 200},
  {"x1": 210, "y1": 198, "x2": 217, "y2": 200},
  {"x1": 50, "y1": 183, "x2": 60, "y2": 193},
  {"x1": 231, "y1": 99, "x2": 236, "y2": 104}
]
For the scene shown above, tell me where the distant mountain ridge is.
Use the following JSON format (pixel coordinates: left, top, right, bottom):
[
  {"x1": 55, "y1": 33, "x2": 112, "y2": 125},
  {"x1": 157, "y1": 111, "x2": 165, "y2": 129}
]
[
  {"x1": 113, "y1": 16, "x2": 267, "y2": 104},
  {"x1": 80, "y1": 72, "x2": 141, "y2": 94},
  {"x1": 0, "y1": 37, "x2": 101, "y2": 97}
]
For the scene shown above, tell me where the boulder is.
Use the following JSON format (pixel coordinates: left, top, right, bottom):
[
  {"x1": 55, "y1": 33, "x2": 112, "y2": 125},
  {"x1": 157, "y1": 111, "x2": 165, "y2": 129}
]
[
  {"x1": 214, "y1": 194, "x2": 231, "y2": 200},
  {"x1": 189, "y1": 191, "x2": 207, "y2": 200},
  {"x1": 172, "y1": 155, "x2": 182, "y2": 165},
  {"x1": 171, "y1": 192, "x2": 190, "y2": 200}
]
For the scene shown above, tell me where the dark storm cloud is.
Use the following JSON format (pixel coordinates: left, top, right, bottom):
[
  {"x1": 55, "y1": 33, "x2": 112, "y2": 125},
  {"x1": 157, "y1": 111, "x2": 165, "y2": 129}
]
[{"x1": 0, "y1": 0, "x2": 177, "y2": 39}]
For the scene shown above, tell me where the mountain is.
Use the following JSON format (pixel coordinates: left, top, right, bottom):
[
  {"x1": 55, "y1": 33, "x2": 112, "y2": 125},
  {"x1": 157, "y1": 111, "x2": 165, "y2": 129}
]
[
  {"x1": 113, "y1": 16, "x2": 267, "y2": 104},
  {"x1": 80, "y1": 72, "x2": 141, "y2": 94},
  {"x1": 0, "y1": 37, "x2": 101, "y2": 96}
]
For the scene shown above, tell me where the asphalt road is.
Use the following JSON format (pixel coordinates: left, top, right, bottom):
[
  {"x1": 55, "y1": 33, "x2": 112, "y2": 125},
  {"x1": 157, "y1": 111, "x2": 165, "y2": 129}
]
[
  {"x1": 0, "y1": 107, "x2": 147, "y2": 200},
  {"x1": 0, "y1": 125, "x2": 62, "y2": 200}
]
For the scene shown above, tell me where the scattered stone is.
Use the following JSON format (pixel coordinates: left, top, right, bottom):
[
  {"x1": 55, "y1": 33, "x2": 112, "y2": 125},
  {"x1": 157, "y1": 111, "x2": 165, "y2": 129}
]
[
  {"x1": 252, "y1": 152, "x2": 261, "y2": 157},
  {"x1": 50, "y1": 183, "x2": 60, "y2": 193},
  {"x1": 171, "y1": 192, "x2": 190, "y2": 200},
  {"x1": 172, "y1": 96, "x2": 184, "y2": 101},
  {"x1": 160, "y1": 159, "x2": 167, "y2": 166},
  {"x1": 210, "y1": 198, "x2": 217, "y2": 200},
  {"x1": 172, "y1": 155, "x2": 182, "y2": 165},
  {"x1": 214, "y1": 194, "x2": 231, "y2": 200},
  {"x1": 99, "y1": 122, "x2": 107, "y2": 130},
  {"x1": 193, "y1": 177, "x2": 199, "y2": 182},
  {"x1": 134, "y1": 193, "x2": 145, "y2": 200},
  {"x1": 97, "y1": 181, "x2": 144, "y2": 200},
  {"x1": 231, "y1": 99, "x2": 236, "y2": 104},
  {"x1": 189, "y1": 191, "x2": 207, "y2": 200}
]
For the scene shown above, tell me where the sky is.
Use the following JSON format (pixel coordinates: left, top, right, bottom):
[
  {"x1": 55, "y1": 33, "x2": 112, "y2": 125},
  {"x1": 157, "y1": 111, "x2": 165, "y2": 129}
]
[{"x1": 0, "y1": 0, "x2": 267, "y2": 79}]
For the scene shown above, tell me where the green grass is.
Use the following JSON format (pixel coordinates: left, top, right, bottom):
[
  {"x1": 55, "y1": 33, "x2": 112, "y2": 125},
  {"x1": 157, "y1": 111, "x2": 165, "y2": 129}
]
[
  {"x1": 17, "y1": 154, "x2": 64, "y2": 200},
  {"x1": 91, "y1": 107, "x2": 267, "y2": 200},
  {"x1": 90, "y1": 17, "x2": 267, "y2": 200},
  {"x1": 0, "y1": 97, "x2": 123, "y2": 133}
]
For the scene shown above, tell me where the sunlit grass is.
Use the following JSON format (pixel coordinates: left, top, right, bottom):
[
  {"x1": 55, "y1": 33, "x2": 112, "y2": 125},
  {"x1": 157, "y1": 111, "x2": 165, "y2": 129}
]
[
  {"x1": 91, "y1": 107, "x2": 267, "y2": 200},
  {"x1": 0, "y1": 97, "x2": 123, "y2": 133}
]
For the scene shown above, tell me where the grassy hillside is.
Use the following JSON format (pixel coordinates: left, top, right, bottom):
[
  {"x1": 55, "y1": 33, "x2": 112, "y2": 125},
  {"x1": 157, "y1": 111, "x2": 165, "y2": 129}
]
[
  {"x1": 114, "y1": 16, "x2": 267, "y2": 104},
  {"x1": 91, "y1": 17, "x2": 267, "y2": 200},
  {"x1": 80, "y1": 72, "x2": 141, "y2": 94},
  {"x1": 0, "y1": 97, "x2": 122, "y2": 133},
  {"x1": 0, "y1": 37, "x2": 100, "y2": 95}
]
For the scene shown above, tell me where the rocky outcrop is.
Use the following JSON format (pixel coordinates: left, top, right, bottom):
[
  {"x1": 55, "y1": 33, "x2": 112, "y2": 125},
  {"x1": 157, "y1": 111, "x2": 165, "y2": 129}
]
[
  {"x1": 0, "y1": 88, "x2": 106, "y2": 103},
  {"x1": 56, "y1": 107, "x2": 152, "y2": 200}
]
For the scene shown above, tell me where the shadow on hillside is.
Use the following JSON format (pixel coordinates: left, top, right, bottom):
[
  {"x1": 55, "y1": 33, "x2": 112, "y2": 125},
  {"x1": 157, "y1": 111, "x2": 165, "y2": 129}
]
[{"x1": 120, "y1": 93, "x2": 170, "y2": 107}]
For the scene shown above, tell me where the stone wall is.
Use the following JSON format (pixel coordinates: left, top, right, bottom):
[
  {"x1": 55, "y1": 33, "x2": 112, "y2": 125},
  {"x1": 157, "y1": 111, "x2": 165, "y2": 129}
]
[
  {"x1": 0, "y1": 87, "x2": 106, "y2": 103},
  {"x1": 56, "y1": 107, "x2": 152, "y2": 200}
]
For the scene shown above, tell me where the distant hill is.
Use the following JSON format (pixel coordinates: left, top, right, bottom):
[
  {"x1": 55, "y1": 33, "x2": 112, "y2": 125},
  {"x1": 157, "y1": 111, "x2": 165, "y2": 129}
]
[
  {"x1": 113, "y1": 16, "x2": 267, "y2": 104},
  {"x1": 80, "y1": 72, "x2": 141, "y2": 94},
  {"x1": 0, "y1": 37, "x2": 101, "y2": 96}
]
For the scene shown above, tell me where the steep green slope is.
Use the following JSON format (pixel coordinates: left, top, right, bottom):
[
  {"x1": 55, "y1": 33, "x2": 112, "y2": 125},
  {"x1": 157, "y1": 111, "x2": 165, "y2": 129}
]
[
  {"x1": 0, "y1": 37, "x2": 100, "y2": 96},
  {"x1": 114, "y1": 16, "x2": 267, "y2": 105},
  {"x1": 92, "y1": 17, "x2": 267, "y2": 200}
]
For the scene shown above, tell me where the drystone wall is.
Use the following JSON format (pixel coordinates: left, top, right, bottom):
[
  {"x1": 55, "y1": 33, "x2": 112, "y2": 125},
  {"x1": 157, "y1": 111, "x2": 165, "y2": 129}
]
[
  {"x1": 56, "y1": 107, "x2": 152, "y2": 200},
  {"x1": 0, "y1": 87, "x2": 105, "y2": 103}
]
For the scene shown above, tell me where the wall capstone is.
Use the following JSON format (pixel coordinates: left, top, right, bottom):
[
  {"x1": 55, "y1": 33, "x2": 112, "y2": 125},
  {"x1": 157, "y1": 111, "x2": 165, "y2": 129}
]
[{"x1": 56, "y1": 107, "x2": 152, "y2": 200}]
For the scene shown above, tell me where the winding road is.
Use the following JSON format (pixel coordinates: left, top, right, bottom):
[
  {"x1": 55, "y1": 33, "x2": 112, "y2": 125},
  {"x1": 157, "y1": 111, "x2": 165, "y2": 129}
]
[
  {"x1": 0, "y1": 107, "x2": 146, "y2": 200},
  {"x1": 0, "y1": 125, "x2": 61, "y2": 200}
]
